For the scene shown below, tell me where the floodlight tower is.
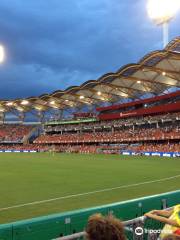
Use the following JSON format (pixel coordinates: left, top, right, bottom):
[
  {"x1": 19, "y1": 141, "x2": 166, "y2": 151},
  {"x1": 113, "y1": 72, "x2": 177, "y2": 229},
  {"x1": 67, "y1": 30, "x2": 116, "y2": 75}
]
[
  {"x1": 147, "y1": 0, "x2": 180, "y2": 48},
  {"x1": 0, "y1": 45, "x2": 5, "y2": 63}
]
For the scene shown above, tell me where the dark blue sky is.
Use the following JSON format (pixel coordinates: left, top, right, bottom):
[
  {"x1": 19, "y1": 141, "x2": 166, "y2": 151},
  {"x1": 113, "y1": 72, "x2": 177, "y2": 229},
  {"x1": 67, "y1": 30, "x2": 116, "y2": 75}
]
[{"x1": 0, "y1": 0, "x2": 179, "y2": 99}]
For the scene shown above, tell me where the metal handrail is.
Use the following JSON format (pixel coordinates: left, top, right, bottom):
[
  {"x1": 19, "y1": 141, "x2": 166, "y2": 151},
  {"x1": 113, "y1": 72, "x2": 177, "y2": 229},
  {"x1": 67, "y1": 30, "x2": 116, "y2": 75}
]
[
  {"x1": 53, "y1": 207, "x2": 173, "y2": 240},
  {"x1": 53, "y1": 232, "x2": 86, "y2": 240}
]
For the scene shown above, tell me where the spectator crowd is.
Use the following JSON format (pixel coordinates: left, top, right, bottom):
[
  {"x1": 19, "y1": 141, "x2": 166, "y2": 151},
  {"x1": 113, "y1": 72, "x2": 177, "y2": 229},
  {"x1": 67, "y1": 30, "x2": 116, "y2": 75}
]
[
  {"x1": 45, "y1": 112, "x2": 180, "y2": 133},
  {"x1": 35, "y1": 126, "x2": 180, "y2": 144},
  {"x1": 0, "y1": 125, "x2": 33, "y2": 143},
  {"x1": 0, "y1": 112, "x2": 179, "y2": 155}
]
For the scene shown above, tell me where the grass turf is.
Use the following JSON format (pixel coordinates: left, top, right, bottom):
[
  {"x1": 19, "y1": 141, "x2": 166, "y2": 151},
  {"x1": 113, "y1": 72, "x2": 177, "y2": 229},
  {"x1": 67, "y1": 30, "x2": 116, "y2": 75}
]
[{"x1": 0, "y1": 152, "x2": 180, "y2": 224}]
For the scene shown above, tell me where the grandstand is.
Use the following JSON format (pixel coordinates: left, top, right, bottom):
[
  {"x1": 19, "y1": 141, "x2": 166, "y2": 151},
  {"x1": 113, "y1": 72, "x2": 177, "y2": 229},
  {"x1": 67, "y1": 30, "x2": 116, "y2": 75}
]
[
  {"x1": 0, "y1": 37, "x2": 179, "y2": 240},
  {"x1": 0, "y1": 124, "x2": 34, "y2": 143},
  {"x1": 34, "y1": 90, "x2": 180, "y2": 156}
]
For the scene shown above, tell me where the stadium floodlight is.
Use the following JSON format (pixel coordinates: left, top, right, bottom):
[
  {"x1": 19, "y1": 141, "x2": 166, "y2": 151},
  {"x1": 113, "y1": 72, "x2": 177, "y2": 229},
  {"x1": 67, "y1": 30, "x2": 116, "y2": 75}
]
[
  {"x1": 0, "y1": 45, "x2": 5, "y2": 63},
  {"x1": 147, "y1": 0, "x2": 180, "y2": 47}
]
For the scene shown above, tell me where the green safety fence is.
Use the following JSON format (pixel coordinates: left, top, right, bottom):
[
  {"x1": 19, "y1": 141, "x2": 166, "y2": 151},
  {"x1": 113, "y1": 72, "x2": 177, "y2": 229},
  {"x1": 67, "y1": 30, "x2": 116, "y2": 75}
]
[{"x1": 0, "y1": 190, "x2": 179, "y2": 240}]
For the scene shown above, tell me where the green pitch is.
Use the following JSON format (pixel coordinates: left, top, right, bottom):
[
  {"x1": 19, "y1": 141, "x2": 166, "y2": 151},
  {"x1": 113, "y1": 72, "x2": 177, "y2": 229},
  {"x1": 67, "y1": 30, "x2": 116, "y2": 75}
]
[{"x1": 0, "y1": 153, "x2": 180, "y2": 224}]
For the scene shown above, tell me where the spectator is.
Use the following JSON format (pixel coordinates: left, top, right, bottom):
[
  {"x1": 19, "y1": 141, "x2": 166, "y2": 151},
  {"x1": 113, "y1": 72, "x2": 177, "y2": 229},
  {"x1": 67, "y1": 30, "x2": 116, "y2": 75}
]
[
  {"x1": 86, "y1": 213, "x2": 126, "y2": 240},
  {"x1": 144, "y1": 205, "x2": 180, "y2": 239}
]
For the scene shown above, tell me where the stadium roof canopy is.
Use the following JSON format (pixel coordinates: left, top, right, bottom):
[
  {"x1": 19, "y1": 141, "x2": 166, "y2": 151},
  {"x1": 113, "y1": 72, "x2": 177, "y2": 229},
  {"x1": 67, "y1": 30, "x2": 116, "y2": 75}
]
[{"x1": 0, "y1": 37, "x2": 180, "y2": 114}]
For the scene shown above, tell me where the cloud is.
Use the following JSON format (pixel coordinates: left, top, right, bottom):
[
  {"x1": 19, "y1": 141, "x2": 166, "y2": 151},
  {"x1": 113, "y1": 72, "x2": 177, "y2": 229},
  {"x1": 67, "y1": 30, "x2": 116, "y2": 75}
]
[{"x1": 0, "y1": 0, "x2": 179, "y2": 99}]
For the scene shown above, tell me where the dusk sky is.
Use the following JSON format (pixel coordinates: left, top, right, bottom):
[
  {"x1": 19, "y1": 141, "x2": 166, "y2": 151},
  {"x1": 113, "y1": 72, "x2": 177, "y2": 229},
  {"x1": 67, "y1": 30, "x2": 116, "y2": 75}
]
[{"x1": 0, "y1": 0, "x2": 179, "y2": 100}]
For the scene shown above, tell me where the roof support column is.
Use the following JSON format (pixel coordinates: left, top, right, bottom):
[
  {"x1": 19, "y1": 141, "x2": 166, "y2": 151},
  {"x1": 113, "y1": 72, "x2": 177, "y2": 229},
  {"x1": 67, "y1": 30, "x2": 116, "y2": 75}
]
[
  {"x1": 18, "y1": 112, "x2": 25, "y2": 123},
  {"x1": 37, "y1": 111, "x2": 45, "y2": 123}
]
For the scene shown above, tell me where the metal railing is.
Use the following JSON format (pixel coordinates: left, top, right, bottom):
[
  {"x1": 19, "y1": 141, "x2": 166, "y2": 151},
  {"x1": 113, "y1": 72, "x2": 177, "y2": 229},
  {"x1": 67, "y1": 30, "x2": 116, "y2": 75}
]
[{"x1": 53, "y1": 207, "x2": 173, "y2": 240}]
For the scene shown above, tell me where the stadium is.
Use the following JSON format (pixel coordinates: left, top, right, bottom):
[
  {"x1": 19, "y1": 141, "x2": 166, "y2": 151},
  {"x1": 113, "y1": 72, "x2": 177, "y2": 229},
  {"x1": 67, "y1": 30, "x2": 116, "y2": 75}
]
[{"x1": 0, "y1": 2, "x2": 180, "y2": 240}]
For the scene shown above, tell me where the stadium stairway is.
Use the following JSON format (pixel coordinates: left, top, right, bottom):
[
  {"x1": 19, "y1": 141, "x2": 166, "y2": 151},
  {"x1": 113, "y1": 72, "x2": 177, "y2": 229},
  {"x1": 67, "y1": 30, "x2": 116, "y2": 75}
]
[
  {"x1": 22, "y1": 126, "x2": 40, "y2": 144},
  {"x1": 0, "y1": 190, "x2": 179, "y2": 240}
]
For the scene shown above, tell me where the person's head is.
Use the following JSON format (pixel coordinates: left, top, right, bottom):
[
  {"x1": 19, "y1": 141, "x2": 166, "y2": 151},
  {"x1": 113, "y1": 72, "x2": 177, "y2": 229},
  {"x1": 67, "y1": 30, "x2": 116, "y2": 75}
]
[{"x1": 86, "y1": 213, "x2": 126, "y2": 240}]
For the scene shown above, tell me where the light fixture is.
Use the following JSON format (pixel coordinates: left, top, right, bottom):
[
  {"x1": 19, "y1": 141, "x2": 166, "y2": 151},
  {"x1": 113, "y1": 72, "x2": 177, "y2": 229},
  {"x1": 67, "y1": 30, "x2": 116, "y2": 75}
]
[
  {"x1": 137, "y1": 80, "x2": 141, "y2": 84},
  {"x1": 50, "y1": 100, "x2": 55, "y2": 105},
  {"x1": 16, "y1": 107, "x2": 24, "y2": 112},
  {"x1": 21, "y1": 100, "x2": 29, "y2": 105},
  {"x1": 120, "y1": 92, "x2": 128, "y2": 97},
  {"x1": 97, "y1": 91, "x2": 102, "y2": 96},
  {"x1": 147, "y1": 0, "x2": 180, "y2": 47},
  {"x1": 162, "y1": 71, "x2": 166, "y2": 76},
  {"x1": 147, "y1": 0, "x2": 180, "y2": 24},
  {"x1": 6, "y1": 102, "x2": 13, "y2": 106},
  {"x1": 35, "y1": 106, "x2": 42, "y2": 111},
  {"x1": 79, "y1": 95, "x2": 84, "y2": 99},
  {"x1": 0, "y1": 45, "x2": 5, "y2": 63}
]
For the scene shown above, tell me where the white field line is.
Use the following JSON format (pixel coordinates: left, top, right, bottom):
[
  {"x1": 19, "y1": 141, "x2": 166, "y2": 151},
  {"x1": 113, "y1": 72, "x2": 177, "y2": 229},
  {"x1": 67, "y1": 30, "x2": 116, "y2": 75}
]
[{"x1": 0, "y1": 174, "x2": 180, "y2": 212}]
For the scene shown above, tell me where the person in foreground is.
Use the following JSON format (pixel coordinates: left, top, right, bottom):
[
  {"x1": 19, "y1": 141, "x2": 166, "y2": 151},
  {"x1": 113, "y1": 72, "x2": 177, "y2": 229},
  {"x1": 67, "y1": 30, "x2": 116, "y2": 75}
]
[
  {"x1": 145, "y1": 204, "x2": 180, "y2": 239},
  {"x1": 86, "y1": 213, "x2": 126, "y2": 240}
]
